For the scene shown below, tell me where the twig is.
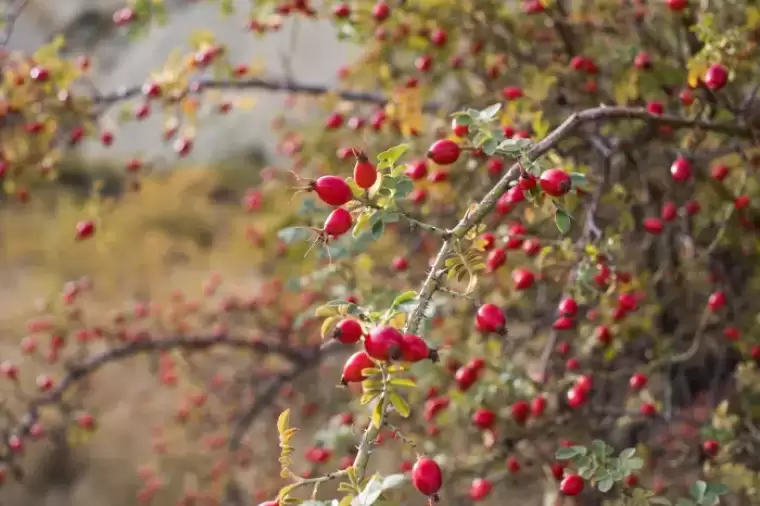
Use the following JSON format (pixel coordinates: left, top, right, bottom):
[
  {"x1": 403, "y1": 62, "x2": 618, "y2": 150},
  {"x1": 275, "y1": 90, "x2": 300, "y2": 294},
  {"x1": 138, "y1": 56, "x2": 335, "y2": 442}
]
[
  {"x1": 93, "y1": 76, "x2": 442, "y2": 112},
  {"x1": 0, "y1": 0, "x2": 29, "y2": 47}
]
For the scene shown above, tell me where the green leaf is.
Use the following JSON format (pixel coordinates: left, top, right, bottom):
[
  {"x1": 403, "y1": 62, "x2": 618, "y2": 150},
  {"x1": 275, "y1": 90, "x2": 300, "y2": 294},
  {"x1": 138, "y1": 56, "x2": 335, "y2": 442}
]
[
  {"x1": 676, "y1": 499, "x2": 696, "y2": 506},
  {"x1": 591, "y1": 440, "x2": 612, "y2": 458},
  {"x1": 701, "y1": 493, "x2": 719, "y2": 506},
  {"x1": 371, "y1": 401, "x2": 384, "y2": 428},
  {"x1": 383, "y1": 213, "x2": 400, "y2": 223},
  {"x1": 482, "y1": 138, "x2": 499, "y2": 156},
  {"x1": 479, "y1": 103, "x2": 502, "y2": 121},
  {"x1": 381, "y1": 474, "x2": 406, "y2": 491},
  {"x1": 371, "y1": 219, "x2": 385, "y2": 240},
  {"x1": 394, "y1": 176, "x2": 414, "y2": 198},
  {"x1": 278, "y1": 227, "x2": 311, "y2": 243},
  {"x1": 597, "y1": 478, "x2": 615, "y2": 493},
  {"x1": 690, "y1": 481, "x2": 708, "y2": 503},
  {"x1": 353, "y1": 475, "x2": 384, "y2": 506},
  {"x1": 650, "y1": 497, "x2": 672, "y2": 506},
  {"x1": 391, "y1": 291, "x2": 418, "y2": 308},
  {"x1": 377, "y1": 144, "x2": 410, "y2": 169},
  {"x1": 627, "y1": 457, "x2": 644, "y2": 470},
  {"x1": 578, "y1": 464, "x2": 596, "y2": 479},
  {"x1": 620, "y1": 448, "x2": 636, "y2": 460},
  {"x1": 570, "y1": 445, "x2": 588, "y2": 456},
  {"x1": 452, "y1": 115, "x2": 473, "y2": 126},
  {"x1": 570, "y1": 172, "x2": 588, "y2": 187},
  {"x1": 555, "y1": 209, "x2": 572, "y2": 234},
  {"x1": 706, "y1": 483, "x2": 729, "y2": 496},
  {"x1": 555, "y1": 447, "x2": 580, "y2": 460},
  {"x1": 389, "y1": 392, "x2": 411, "y2": 417},
  {"x1": 497, "y1": 139, "x2": 523, "y2": 153}
]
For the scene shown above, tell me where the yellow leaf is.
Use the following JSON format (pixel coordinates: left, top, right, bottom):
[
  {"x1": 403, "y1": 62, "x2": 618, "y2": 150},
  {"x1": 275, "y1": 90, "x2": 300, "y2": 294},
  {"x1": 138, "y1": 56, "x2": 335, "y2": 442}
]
[
  {"x1": 321, "y1": 315, "x2": 341, "y2": 339},
  {"x1": 371, "y1": 400, "x2": 384, "y2": 428},
  {"x1": 339, "y1": 495, "x2": 354, "y2": 506},
  {"x1": 389, "y1": 312, "x2": 406, "y2": 329},
  {"x1": 361, "y1": 367, "x2": 381, "y2": 377},
  {"x1": 465, "y1": 274, "x2": 479, "y2": 295},
  {"x1": 688, "y1": 60, "x2": 708, "y2": 89},
  {"x1": 389, "y1": 378, "x2": 416, "y2": 388},
  {"x1": 277, "y1": 409, "x2": 291, "y2": 437},
  {"x1": 360, "y1": 391, "x2": 379, "y2": 405},
  {"x1": 389, "y1": 392, "x2": 411, "y2": 418},
  {"x1": 315, "y1": 305, "x2": 339, "y2": 317},
  {"x1": 355, "y1": 253, "x2": 374, "y2": 273}
]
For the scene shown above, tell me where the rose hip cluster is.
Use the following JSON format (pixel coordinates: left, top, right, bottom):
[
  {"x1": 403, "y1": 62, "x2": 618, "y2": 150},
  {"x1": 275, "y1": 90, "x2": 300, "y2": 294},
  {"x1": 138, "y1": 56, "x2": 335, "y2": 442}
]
[{"x1": 338, "y1": 323, "x2": 438, "y2": 384}]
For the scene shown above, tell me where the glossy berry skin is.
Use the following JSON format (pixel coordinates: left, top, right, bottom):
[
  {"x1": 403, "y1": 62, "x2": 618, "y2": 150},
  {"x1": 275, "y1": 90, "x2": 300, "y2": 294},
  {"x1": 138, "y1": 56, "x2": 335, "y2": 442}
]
[
  {"x1": 511, "y1": 400, "x2": 530, "y2": 425},
  {"x1": 312, "y1": 176, "x2": 353, "y2": 206},
  {"x1": 411, "y1": 457, "x2": 442, "y2": 496},
  {"x1": 341, "y1": 351, "x2": 375, "y2": 383},
  {"x1": 539, "y1": 168, "x2": 572, "y2": 197},
  {"x1": 472, "y1": 408, "x2": 495, "y2": 429},
  {"x1": 486, "y1": 248, "x2": 506, "y2": 271},
  {"x1": 400, "y1": 334, "x2": 431, "y2": 363},
  {"x1": 560, "y1": 474, "x2": 585, "y2": 496},
  {"x1": 427, "y1": 139, "x2": 461, "y2": 165},
  {"x1": 640, "y1": 402, "x2": 657, "y2": 417},
  {"x1": 704, "y1": 63, "x2": 729, "y2": 90},
  {"x1": 364, "y1": 326, "x2": 403, "y2": 361},
  {"x1": 76, "y1": 220, "x2": 96, "y2": 240},
  {"x1": 629, "y1": 372, "x2": 648, "y2": 390},
  {"x1": 334, "y1": 318, "x2": 363, "y2": 344},
  {"x1": 353, "y1": 155, "x2": 378, "y2": 189},
  {"x1": 469, "y1": 478, "x2": 492, "y2": 501},
  {"x1": 512, "y1": 268, "x2": 535, "y2": 290},
  {"x1": 708, "y1": 290, "x2": 726, "y2": 312},
  {"x1": 323, "y1": 208, "x2": 353, "y2": 237},
  {"x1": 558, "y1": 297, "x2": 578, "y2": 317},
  {"x1": 702, "y1": 440, "x2": 719, "y2": 457},
  {"x1": 566, "y1": 386, "x2": 587, "y2": 409},
  {"x1": 667, "y1": 0, "x2": 688, "y2": 10},
  {"x1": 670, "y1": 157, "x2": 692, "y2": 181},
  {"x1": 455, "y1": 365, "x2": 479, "y2": 391},
  {"x1": 506, "y1": 456, "x2": 521, "y2": 473},
  {"x1": 475, "y1": 303, "x2": 506, "y2": 333}
]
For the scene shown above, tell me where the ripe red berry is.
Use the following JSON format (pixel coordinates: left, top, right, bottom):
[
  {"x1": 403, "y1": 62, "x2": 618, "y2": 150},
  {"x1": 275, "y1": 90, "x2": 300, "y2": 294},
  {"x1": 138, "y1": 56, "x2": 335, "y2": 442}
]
[
  {"x1": 364, "y1": 326, "x2": 403, "y2": 361},
  {"x1": 76, "y1": 220, "x2": 96, "y2": 240},
  {"x1": 323, "y1": 208, "x2": 353, "y2": 237},
  {"x1": 311, "y1": 176, "x2": 353, "y2": 206},
  {"x1": 629, "y1": 372, "x2": 648, "y2": 390},
  {"x1": 566, "y1": 386, "x2": 586, "y2": 408},
  {"x1": 640, "y1": 402, "x2": 657, "y2": 417},
  {"x1": 661, "y1": 201, "x2": 678, "y2": 221},
  {"x1": 531, "y1": 395, "x2": 547, "y2": 417},
  {"x1": 558, "y1": 297, "x2": 578, "y2": 317},
  {"x1": 506, "y1": 455, "x2": 521, "y2": 473},
  {"x1": 511, "y1": 400, "x2": 530, "y2": 425},
  {"x1": 512, "y1": 268, "x2": 535, "y2": 290},
  {"x1": 704, "y1": 63, "x2": 729, "y2": 90},
  {"x1": 723, "y1": 327, "x2": 740, "y2": 342},
  {"x1": 539, "y1": 168, "x2": 572, "y2": 197},
  {"x1": 486, "y1": 248, "x2": 506, "y2": 272},
  {"x1": 475, "y1": 303, "x2": 506, "y2": 334},
  {"x1": 553, "y1": 316, "x2": 574, "y2": 330},
  {"x1": 667, "y1": 0, "x2": 688, "y2": 10},
  {"x1": 670, "y1": 157, "x2": 692, "y2": 181},
  {"x1": 702, "y1": 440, "x2": 719, "y2": 457},
  {"x1": 711, "y1": 164, "x2": 729, "y2": 181},
  {"x1": 560, "y1": 474, "x2": 585, "y2": 496},
  {"x1": 427, "y1": 139, "x2": 461, "y2": 165},
  {"x1": 405, "y1": 160, "x2": 428, "y2": 180},
  {"x1": 411, "y1": 457, "x2": 442, "y2": 496},
  {"x1": 392, "y1": 256, "x2": 409, "y2": 271},
  {"x1": 455, "y1": 365, "x2": 479, "y2": 391},
  {"x1": 353, "y1": 154, "x2": 378, "y2": 189},
  {"x1": 634, "y1": 51, "x2": 652, "y2": 70},
  {"x1": 469, "y1": 478, "x2": 492, "y2": 501},
  {"x1": 341, "y1": 351, "x2": 375, "y2": 383},
  {"x1": 472, "y1": 408, "x2": 495, "y2": 429},
  {"x1": 333, "y1": 318, "x2": 363, "y2": 344},
  {"x1": 707, "y1": 290, "x2": 726, "y2": 312},
  {"x1": 372, "y1": 1, "x2": 390, "y2": 21},
  {"x1": 400, "y1": 334, "x2": 432, "y2": 363}
]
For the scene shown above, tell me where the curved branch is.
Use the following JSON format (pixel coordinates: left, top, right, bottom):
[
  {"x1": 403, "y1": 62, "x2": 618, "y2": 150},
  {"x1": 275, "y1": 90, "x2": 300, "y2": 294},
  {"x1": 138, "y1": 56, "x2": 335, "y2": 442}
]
[{"x1": 5, "y1": 334, "x2": 314, "y2": 447}]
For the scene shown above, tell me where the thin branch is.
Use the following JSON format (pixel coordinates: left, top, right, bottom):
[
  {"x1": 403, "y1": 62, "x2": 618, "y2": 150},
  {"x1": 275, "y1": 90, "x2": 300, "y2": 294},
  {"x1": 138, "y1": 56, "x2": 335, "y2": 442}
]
[
  {"x1": 5, "y1": 334, "x2": 313, "y2": 450},
  {"x1": 0, "y1": 0, "x2": 29, "y2": 47},
  {"x1": 93, "y1": 76, "x2": 442, "y2": 112}
]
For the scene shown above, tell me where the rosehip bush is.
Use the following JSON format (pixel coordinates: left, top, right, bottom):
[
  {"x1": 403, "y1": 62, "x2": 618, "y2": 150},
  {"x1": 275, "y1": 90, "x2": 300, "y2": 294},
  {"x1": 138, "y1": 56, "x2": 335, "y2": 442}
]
[{"x1": 1, "y1": 1, "x2": 760, "y2": 506}]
